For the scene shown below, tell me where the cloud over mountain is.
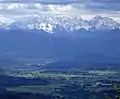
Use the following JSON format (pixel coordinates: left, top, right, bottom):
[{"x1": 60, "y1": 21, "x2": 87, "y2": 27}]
[{"x1": 0, "y1": 0, "x2": 119, "y2": 22}]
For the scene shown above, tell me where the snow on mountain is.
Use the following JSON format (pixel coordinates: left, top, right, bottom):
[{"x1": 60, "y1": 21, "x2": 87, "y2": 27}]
[
  {"x1": 0, "y1": 15, "x2": 120, "y2": 33},
  {"x1": 89, "y1": 16, "x2": 120, "y2": 30},
  {"x1": 0, "y1": 22, "x2": 8, "y2": 29}
]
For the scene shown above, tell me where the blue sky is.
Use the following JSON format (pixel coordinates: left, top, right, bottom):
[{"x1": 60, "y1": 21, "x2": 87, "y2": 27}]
[{"x1": 0, "y1": 0, "x2": 120, "y2": 22}]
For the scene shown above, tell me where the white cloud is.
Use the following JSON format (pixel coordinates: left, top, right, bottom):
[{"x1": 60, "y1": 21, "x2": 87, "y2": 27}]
[
  {"x1": 0, "y1": 3, "x2": 85, "y2": 14},
  {"x1": 0, "y1": 3, "x2": 119, "y2": 21}
]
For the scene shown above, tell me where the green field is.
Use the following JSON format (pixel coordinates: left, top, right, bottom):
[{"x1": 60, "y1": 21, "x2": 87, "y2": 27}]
[
  {"x1": 8, "y1": 72, "x2": 79, "y2": 78},
  {"x1": 7, "y1": 84, "x2": 62, "y2": 94}
]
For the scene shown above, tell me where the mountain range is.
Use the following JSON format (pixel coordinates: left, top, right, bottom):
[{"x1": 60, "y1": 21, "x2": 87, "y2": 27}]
[
  {"x1": 0, "y1": 15, "x2": 120, "y2": 63},
  {"x1": 1, "y1": 15, "x2": 120, "y2": 33}
]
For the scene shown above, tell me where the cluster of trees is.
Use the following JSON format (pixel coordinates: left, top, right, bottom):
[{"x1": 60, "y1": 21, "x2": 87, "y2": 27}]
[{"x1": 106, "y1": 82, "x2": 120, "y2": 99}]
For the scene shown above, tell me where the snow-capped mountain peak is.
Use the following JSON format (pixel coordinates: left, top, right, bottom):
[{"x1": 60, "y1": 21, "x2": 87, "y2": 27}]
[
  {"x1": 90, "y1": 16, "x2": 120, "y2": 30},
  {"x1": 0, "y1": 15, "x2": 120, "y2": 33}
]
